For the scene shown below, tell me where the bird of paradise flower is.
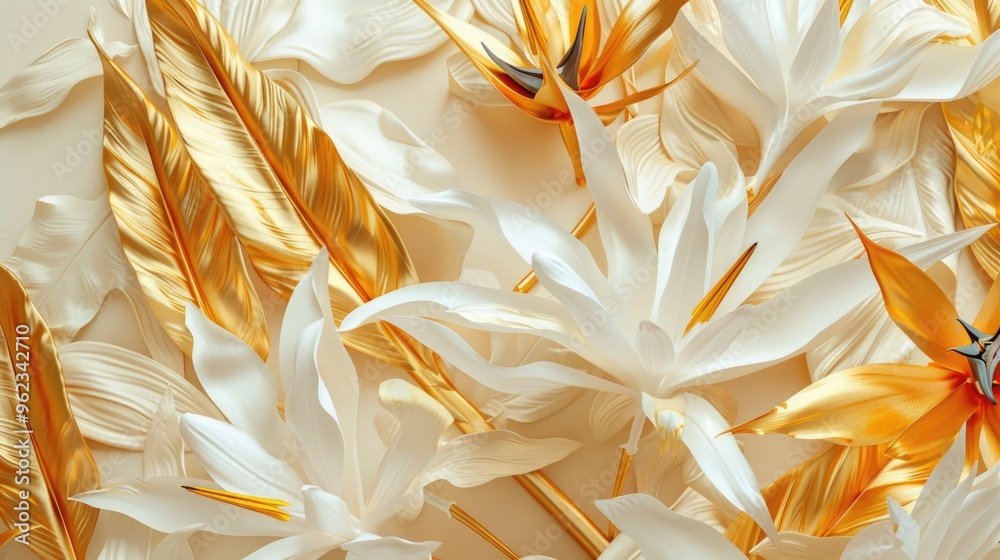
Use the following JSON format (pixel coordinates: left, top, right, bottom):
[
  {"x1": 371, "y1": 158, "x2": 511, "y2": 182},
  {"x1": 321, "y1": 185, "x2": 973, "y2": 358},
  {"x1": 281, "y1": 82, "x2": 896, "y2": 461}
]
[
  {"x1": 732, "y1": 219, "x2": 1000, "y2": 468},
  {"x1": 414, "y1": 0, "x2": 693, "y2": 184}
]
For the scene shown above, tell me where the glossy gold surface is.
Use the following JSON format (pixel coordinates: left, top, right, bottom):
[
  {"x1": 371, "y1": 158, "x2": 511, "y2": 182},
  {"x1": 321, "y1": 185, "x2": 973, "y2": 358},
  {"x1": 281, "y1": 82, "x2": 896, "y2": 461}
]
[
  {"x1": 92, "y1": 32, "x2": 269, "y2": 359},
  {"x1": 183, "y1": 486, "x2": 292, "y2": 521},
  {"x1": 0, "y1": 265, "x2": 99, "y2": 559}
]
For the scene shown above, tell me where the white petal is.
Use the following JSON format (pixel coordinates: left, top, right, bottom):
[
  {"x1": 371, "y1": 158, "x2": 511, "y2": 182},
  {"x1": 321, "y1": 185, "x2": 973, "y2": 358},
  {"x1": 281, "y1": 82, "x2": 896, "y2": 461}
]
[
  {"x1": 266, "y1": 68, "x2": 323, "y2": 122},
  {"x1": 150, "y1": 524, "x2": 201, "y2": 560},
  {"x1": 320, "y1": 100, "x2": 466, "y2": 215},
  {"x1": 60, "y1": 341, "x2": 222, "y2": 450},
  {"x1": 596, "y1": 493, "x2": 746, "y2": 560},
  {"x1": 342, "y1": 535, "x2": 440, "y2": 560},
  {"x1": 617, "y1": 114, "x2": 686, "y2": 215},
  {"x1": 562, "y1": 89, "x2": 657, "y2": 321},
  {"x1": 0, "y1": 12, "x2": 134, "y2": 129},
  {"x1": 471, "y1": 0, "x2": 518, "y2": 39},
  {"x1": 670, "y1": 487, "x2": 732, "y2": 532},
  {"x1": 143, "y1": 386, "x2": 185, "y2": 478},
  {"x1": 303, "y1": 486, "x2": 360, "y2": 540},
  {"x1": 680, "y1": 393, "x2": 778, "y2": 542},
  {"x1": 366, "y1": 380, "x2": 452, "y2": 517},
  {"x1": 422, "y1": 430, "x2": 580, "y2": 487},
  {"x1": 180, "y1": 414, "x2": 305, "y2": 506},
  {"x1": 202, "y1": 0, "x2": 297, "y2": 59},
  {"x1": 90, "y1": 513, "x2": 150, "y2": 560},
  {"x1": 842, "y1": 521, "x2": 905, "y2": 560},
  {"x1": 750, "y1": 532, "x2": 849, "y2": 560},
  {"x1": 381, "y1": 316, "x2": 633, "y2": 396},
  {"x1": 257, "y1": 0, "x2": 474, "y2": 84},
  {"x1": 75, "y1": 477, "x2": 305, "y2": 536},
  {"x1": 244, "y1": 533, "x2": 345, "y2": 560},
  {"x1": 186, "y1": 305, "x2": 291, "y2": 458},
  {"x1": 3, "y1": 195, "x2": 182, "y2": 371},
  {"x1": 590, "y1": 392, "x2": 635, "y2": 442}
]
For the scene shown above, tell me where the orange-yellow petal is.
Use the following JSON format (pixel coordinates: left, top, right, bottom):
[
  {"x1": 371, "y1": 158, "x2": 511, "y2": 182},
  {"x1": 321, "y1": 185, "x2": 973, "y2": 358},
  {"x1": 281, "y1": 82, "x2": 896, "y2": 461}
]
[
  {"x1": 732, "y1": 364, "x2": 966, "y2": 446},
  {"x1": 580, "y1": 0, "x2": 687, "y2": 92},
  {"x1": 852, "y1": 219, "x2": 970, "y2": 373},
  {"x1": 975, "y1": 278, "x2": 1000, "y2": 334},
  {"x1": 886, "y1": 381, "x2": 979, "y2": 460},
  {"x1": 570, "y1": 0, "x2": 601, "y2": 77},
  {"x1": 981, "y1": 399, "x2": 1000, "y2": 467},
  {"x1": 591, "y1": 63, "x2": 696, "y2": 125}
]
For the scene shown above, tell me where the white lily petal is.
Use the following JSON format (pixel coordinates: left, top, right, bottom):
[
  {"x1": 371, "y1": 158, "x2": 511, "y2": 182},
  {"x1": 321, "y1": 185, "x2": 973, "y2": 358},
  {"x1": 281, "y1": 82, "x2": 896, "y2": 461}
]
[
  {"x1": 143, "y1": 386, "x2": 185, "y2": 479},
  {"x1": 381, "y1": 316, "x2": 633, "y2": 396},
  {"x1": 186, "y1": 304, "x2": 291, "y2": 458},
  {"x1": 180, "y1": 414, "x2": 305, "y2": 506},
  {"x1": 75, "y1": 477, "x2": 305, "y2": 536},
  {"x1": 888, "y1": 499, "x2": 919, "y2": 559},
  {"x1": 258, "y1": 0, "x2": 474, "y2": 84},
  {"x1": 590, "y1": 392, "x2": 635, "y2": 442},
  {"x1": 841, "y1": 521, "x2": 905, "y2": 560},
  {"x1": 266, "y1": 67, "x2": 323, "y2": 122},
  {"x1": 448, "y1": 53, "x2": 510, "y2": 106},
  {"x1": 892, "y1": 25, "x2": 1000, "y2": 101},
  {"x1": 596, "y1": 493, "x2": 746, "y2": 560},
  {"x1": 0, "y1": 12, "x2": 134, "y2": 129},
  {"x1": 471, "y1": 0, "x2": 518, "y2": 39},
  {"x1": 342, "y1": 535, "x2": 440, "y2": 560},
  {"x1": 750, "y1": 532, "x2": 848, "y2": 560},
  {"x1": 150, "y1": 524, "x2": 201, "y2": 560},
  {"x1": 915, "y1": 429, "x2": 967, "y2": 527},
  {"x1": 202, "y1": 0, "x2": 297, "y2": 59},
  {"x1": 422, "y1": 430, "x2": 580, "y2": 487},
  {"x1": 303, "y1": 486, "x2": 360, "y2": 540},
  {"x1": 60, "y1": 341, "x2": 222, "y2": 450},
  {"x1": 670, "y1": 487, "x2": 732, "y2": 532},
  {"x1": 243, "y1": 533, "x2": 345, "y2": 560},
  {"x1": 367, "y1": 380, "x2": 452, "y2": 517},
  {"x1": 680, "y1": 393, "x2": 778, "y2": 542},
  {"x1": 671, "y1": 306, "x2": 755, "y2": 386},
  {"x1": 91, "y1": 513, "x2": 150, "y2": 560},
  {"x1": 617, "y1": 114, "x2": 686, "y2": 215},
  {"x1": 4, "y1": 195, "x2": 183, "y2": 371}
]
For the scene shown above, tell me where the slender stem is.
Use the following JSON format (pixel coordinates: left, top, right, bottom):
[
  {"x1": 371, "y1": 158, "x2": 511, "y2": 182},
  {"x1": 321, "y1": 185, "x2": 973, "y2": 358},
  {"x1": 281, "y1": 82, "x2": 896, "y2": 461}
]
[
  {"x1": 450, "y1": 504, "x2": 520, "y2": 560},
  {"x1": 514, "y1": 202, "x2": 598, "y2": 293},
  {"x1": 607, "y1": 449, "x2": 634, "y2": 539}
]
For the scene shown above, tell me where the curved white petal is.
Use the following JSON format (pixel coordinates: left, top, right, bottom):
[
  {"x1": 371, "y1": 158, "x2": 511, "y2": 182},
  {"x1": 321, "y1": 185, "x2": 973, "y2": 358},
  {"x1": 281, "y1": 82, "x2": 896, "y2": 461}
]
[
  {"x1": 617, "y1": 114, "x2": 686, "y2": 215},
  {"x1": 303, "y1": 486, "x2": 360, "y2": 540},
  {"x1": 150, "y1": 524, "x2": 201, "y2": 560},
  {"x1": 244, "y1": 533, "x2": 345, "y2": 560},
  {"x1": 143, "y1": 386, "x2": 185, "y2": 478},
  {"x1": 447, "y1": 54, "x2": 511, "y2": 107},
  {"x1": 596, "y1": 493, "x2": 746, "y2": 560},
  {"x1": 257, "y1": 0, "x2": 474, "y2": 84},
  {"x1": 750, "y1": 532, "x2": 848, "y2": 560},
  {"x1": 180, "y1": 414, "x2": 305, "y2": 506},
  {"x1": 679, "y1": 393, "x2": 777, "y2": 542},
  {"x1": 186, "y1": 304, "x2": 292, "y2": 458},
  {"x1": 90, "y1": 514, "x2": 150, "y2": 560},
  {"x1": 342, "y1": 535, "x2": 440, "y2": 560},
  {"x1": 670, "y1": 487, "x2": 732, "y2": 532},
  {"x1": 75, "y1": 477, "x2": 305, "y2": 537},
  {"x1": 60, "y1": 341, "x2": 222, "y2": 450},
  {"x1": 0, "y1": 13, "x2": 134, "y2": 130},
  {"x1": 590, "y1": 392, "x2": 636, "y2": 442},
  {"x1": 422, "y1": 430, "x2": 580, "y2": 488}
]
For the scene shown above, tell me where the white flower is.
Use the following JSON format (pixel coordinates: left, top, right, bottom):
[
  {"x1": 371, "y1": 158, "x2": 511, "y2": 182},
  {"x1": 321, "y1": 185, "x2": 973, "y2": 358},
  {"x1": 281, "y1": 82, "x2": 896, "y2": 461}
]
[{"x1": 75, "y1": 252, "x2": 580, "y2": 560}]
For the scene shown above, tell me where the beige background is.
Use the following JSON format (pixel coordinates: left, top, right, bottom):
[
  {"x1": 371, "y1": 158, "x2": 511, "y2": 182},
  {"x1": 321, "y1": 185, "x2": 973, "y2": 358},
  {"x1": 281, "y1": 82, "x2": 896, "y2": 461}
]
[{"x1": 0, "y1": 2, "x2": 815, "y2": 558}]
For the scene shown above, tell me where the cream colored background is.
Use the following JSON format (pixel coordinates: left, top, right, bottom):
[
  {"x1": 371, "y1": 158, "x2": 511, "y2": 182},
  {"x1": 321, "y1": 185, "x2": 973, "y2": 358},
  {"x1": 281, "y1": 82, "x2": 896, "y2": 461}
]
[{"x1": 0, "y1": 2, "x2": 815, "y2": 558}]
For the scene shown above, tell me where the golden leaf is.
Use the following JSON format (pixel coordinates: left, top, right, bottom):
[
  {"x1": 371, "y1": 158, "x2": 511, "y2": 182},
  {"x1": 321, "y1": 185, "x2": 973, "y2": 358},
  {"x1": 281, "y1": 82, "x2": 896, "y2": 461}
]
[
  {"x1": 91, "y1": 33, "x2": 269, "y2": 359},
  {"x1": 182, "y1": 486, "x2": 291, "y2": 521},
  {"x1": 947, "y1": 99, "x2": 1000, "y2": 280},
  {"x1": 725, "y1": 444, "x2": 939, "y2": 556},
  {"x1": 145, "y1": 0, "x2": 416, "y2": 368},
  {"x1": 0, "y1": 264, "x2": 100, "y2": 560}
]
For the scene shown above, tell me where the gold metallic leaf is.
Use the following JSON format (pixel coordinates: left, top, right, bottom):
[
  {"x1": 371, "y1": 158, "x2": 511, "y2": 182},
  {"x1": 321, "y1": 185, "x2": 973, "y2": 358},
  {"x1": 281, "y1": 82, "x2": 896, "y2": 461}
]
[
  {"x1": 91, "y1": 33, "x2": 269, "y2": 359},
  {"x1": 145, "y1": 0, "x2": 416, "y2": 368},
  {"x1": 0, "y1": 264, "x2": 100, "y2": 560},
  {"x1": 724, "y1": 444, "x2": 939, "y2": 556},
  {"x1": 947, "y1": 99, "x2": 1000, "y2": 280}
]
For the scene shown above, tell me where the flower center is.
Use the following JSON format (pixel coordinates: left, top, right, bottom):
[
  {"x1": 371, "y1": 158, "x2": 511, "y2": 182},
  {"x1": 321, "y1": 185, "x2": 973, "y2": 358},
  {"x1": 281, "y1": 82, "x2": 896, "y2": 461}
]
[{"x1": 949, "y1": 318, "x2": 1000, "y2": 405}]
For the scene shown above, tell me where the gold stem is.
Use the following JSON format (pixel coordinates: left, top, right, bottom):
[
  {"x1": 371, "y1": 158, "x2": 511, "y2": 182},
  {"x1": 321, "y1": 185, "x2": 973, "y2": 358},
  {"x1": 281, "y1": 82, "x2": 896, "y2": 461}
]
[
  {"x1": 513, "y1": 202, "x2": 598, "y2": 294},
  {"x1": 382, "y1": 324, "x2": 609, "y2": 557},
  {"x1": 450, "y1": 504, "x2": 520, "y2": 560},
  {"x1": 606, "y1": 449, "x2": 633, "y2": 539}
]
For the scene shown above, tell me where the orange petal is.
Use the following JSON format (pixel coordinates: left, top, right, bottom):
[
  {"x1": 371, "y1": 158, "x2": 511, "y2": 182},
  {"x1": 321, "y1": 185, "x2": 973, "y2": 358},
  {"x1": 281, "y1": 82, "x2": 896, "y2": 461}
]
[
  {"x1": 981, "y1": 399, "x2": 1000, "y2": 467},
  {"x1": 965, "y1": 408, "x2": 985, "y2": 469},
  {"x1": 732, "y1": 364, "x2": 965, "y2": 446},
  {"x1": 580, "y1": 0, "x2": 686, "y2": 91},
  {"x1": 886, "y1": 381, "x2": 979, "y2": 461},
  {"x1": 570, "y1": 0, "x2": 601, "y2": 77},
  {"x1": 975, "y1": 278, "x2": 1000, "y2": 334},
  {"x1": 558, "y1": 122, "x2": 585, "y2": 186},
  {"x1": 592, "y1": 62, "x2": 696, "y2": 125},
  {"x1": 851, "y1": 218, "x2": 970, "y2": 373}
]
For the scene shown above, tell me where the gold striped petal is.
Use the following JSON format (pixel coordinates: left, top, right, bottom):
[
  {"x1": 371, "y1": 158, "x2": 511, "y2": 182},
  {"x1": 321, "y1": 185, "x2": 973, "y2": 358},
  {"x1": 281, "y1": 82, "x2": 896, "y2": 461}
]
[
  {"x1": 591, "y1": 63, "x2": 696, "y2": 125},
  {"x1": 92, "y1": 33, "x2": 268, "y2": 359},
  {"x1": 684, "y1": 242, "x2": 756, "y2": 335},
  {"x1": 731, "y1": 364, "x2": 965, "y2": 447},
  {"x1": 0, "y1": 265, "x2": 100, "y2": 560},
  {"x1": 724, "y1": 443, "x2": 939, "y2": 555},
  {"x1": 947, "y1": 99, "x2": 1000, "y2": 280},
  {"x1": 839, "y1": 0, "x2": 852, "y2": 24},
  {"x1": 976, "y1": 278, "x2": 1000, "y2": 341},
  {"x1": 885, "y1": 381, "x2": 979, "y2": 461},
  {"x1": 852, "y1": 219, "x2": 970, "y2": 373},
  {"x1": 146, "y1": 0, "x2": 417, "y2": 367},
  {"x1": 580, "y1": 0, "x2": 687, "y2": 92}
]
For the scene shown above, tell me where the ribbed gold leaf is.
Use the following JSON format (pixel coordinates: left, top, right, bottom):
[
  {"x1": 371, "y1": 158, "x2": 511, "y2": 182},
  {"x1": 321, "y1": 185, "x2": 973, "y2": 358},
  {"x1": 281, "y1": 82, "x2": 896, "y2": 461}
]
[
  {"x1": 724, "y1": 444, "x2": 938, "y2": 556},
  {"x1": 0, "y1": 264, "x2": 99, "y2": 560},
  {"x1": 146, "y1": 0, "x2": 416, "y2": 367},
  {"x1": 91, "y1": 34, "x2": 269, "y2": 359},
  {"x1": 946, "y1": 98, "x2": 1000, "y2": 279}
]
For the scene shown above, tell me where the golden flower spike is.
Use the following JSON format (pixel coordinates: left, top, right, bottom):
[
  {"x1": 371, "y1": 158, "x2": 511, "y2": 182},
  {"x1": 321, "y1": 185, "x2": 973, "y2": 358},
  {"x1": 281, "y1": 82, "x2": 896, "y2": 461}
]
[
  {"x1": 415, "y1": 0, "x2": 691, "y2": 184},
  {"x1": 731, "y1": 218, "x2": 1000, "y2": 467}
]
